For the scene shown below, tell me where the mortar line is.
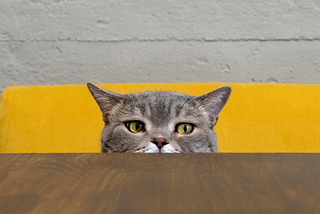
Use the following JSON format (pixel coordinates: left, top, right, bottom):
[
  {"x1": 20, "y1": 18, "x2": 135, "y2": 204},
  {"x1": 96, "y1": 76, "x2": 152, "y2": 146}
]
[{"x1": 1, "y1": 37, "x2": 320, "y2": 43}]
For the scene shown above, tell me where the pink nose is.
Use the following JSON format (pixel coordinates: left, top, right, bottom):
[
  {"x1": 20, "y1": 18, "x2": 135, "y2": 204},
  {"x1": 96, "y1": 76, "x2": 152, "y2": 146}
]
[{"x1": 152, "y1": 138, "x2": 168, "y2": 148}]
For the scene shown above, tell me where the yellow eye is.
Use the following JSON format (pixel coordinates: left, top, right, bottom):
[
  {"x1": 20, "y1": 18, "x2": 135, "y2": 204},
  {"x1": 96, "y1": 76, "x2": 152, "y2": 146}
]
[
  {"x1": 127, "y1": 121, "x2": 144, "y2": 133},
  {"x1": 176, "y1": 123, "x2": 194, "y2": 134}
]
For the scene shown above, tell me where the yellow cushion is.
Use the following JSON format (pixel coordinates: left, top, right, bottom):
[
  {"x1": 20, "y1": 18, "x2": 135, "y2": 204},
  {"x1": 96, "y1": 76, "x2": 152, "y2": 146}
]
[{"x1": 1, "y1": 83, "x2": 320, "y2": 153}]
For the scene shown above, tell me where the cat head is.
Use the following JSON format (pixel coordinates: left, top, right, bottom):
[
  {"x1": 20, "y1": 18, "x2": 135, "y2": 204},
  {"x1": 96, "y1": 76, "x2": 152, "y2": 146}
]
[{"x1": 87, "y1": 83, "x2": 231, "y2": 153}]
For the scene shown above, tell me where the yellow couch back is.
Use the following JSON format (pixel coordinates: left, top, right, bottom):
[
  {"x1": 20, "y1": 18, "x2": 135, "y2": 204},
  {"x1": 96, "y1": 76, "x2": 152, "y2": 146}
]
[{"x1": 1, "y1": 83, "x2": 320, "y2": 153}]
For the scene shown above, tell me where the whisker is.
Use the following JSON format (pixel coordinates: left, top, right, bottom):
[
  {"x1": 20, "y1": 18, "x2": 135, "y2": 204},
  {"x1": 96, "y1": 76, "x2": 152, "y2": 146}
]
[{"x1": 134, "y1": 147, "x2": 149, "y2": 153}]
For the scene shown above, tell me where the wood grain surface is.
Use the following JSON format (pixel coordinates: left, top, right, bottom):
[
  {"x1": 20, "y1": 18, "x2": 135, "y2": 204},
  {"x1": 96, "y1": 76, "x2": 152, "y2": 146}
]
[{"x1": 0, "y1": 153, "x2": 320, "y2": 214}]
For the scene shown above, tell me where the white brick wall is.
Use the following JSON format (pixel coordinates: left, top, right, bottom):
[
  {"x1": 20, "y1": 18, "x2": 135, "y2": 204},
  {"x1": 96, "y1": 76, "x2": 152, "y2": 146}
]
[{"x1": 1, "y1": 0, "x2": 320, "y2": 93}]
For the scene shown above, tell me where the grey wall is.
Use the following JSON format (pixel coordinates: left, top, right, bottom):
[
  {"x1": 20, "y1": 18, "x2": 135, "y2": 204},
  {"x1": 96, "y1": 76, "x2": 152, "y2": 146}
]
[{"x1": 1, "y1": 0, "x2": 320, "y2": 94}]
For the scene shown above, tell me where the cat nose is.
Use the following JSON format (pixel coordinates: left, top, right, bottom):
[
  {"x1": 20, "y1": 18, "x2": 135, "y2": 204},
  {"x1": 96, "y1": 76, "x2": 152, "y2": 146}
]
[{"x1": 151, "y1": 138, "x2": 168, "y2": 149}]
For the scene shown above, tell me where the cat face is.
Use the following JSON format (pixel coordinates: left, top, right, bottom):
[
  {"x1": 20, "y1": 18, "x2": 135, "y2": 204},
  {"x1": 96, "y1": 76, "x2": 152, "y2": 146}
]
[{"x1": 87, "y1": 83, "x2": 231, "y2": 153}]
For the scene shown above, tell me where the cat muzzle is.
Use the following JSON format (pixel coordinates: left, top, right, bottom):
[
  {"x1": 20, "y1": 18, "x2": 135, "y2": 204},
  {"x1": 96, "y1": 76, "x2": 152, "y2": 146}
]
[{"x1": 134, "y1": 141, "x2": 180, "y2": 153}]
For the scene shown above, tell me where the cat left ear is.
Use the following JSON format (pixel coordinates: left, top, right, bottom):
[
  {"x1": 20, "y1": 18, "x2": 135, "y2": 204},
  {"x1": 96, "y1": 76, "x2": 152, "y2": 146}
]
[
  {"x1": 87, "y1": 83, "x2": 124, "y2": 121},
  {"x1": 195, "y1": 86, "x2": 231, "y2": 126}
]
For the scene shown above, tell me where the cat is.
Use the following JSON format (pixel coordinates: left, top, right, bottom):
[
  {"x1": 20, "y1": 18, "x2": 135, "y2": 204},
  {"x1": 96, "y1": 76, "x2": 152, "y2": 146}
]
[{"x1": 87, "y1": 83, "x2": 231, "y2": 153}]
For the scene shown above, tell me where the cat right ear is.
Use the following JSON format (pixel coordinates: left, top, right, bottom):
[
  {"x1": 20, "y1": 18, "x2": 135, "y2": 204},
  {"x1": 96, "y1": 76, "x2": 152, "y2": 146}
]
[
  {"x1": 87, "y1": 83, "x2": 124, "y2": 121},
  {"x1": 195, "y1": 86, "x2": 231, "y2": 127}
]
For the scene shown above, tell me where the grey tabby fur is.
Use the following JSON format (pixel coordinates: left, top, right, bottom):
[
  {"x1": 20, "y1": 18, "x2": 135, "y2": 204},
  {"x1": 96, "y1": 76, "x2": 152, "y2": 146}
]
[{"x1": 87, "y1": 83, "x2": 231, "y2": 153}]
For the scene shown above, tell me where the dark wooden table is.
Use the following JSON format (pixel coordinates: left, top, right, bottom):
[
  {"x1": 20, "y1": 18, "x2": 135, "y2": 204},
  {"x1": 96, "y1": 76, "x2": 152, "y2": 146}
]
[{"x1": 0, "y1": 153, "x2": 320, "y2": 214}]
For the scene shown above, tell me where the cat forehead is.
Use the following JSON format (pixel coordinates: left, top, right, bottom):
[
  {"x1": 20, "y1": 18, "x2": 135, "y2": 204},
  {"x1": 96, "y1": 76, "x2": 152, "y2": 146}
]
[
  {"x1": 123, "y1": 90, "x2": 193, "y2": 105},
  {"x1": 129, "y1": 90, "x2": 190, "y2": 99},
  {"x1": 121, "y1": 91, "x2": 198, "y2": 125}
]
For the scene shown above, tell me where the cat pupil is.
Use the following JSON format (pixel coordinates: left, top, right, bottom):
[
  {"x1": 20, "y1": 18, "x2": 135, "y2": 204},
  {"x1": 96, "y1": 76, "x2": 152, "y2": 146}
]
[
  {"x1": 136, "y1": 123, "x2": 141, "y2": 130},
  {"x1": 183, "y1": 125, "x2": 188, "y2": 132}
]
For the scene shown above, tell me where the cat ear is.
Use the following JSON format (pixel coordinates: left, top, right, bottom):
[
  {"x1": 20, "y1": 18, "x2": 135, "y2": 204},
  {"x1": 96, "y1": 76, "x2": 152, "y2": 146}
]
[
  {"x1": 195, "y1": 86, "x2": 231, "y2": 126},
  {"x1": 87, "y1": 82, "x2": 124, "y2": 120}
]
